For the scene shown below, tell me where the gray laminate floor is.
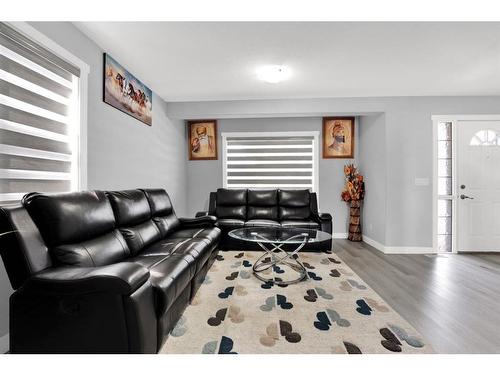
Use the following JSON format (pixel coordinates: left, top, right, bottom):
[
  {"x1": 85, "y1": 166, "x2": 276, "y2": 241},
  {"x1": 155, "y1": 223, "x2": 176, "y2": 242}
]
[{"x1": 334, "y1": 239, "x2": 500, "y2": 354}]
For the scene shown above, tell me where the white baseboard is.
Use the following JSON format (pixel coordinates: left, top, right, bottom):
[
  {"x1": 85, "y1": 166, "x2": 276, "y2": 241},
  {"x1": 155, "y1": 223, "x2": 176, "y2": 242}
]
[
  {"x1": 362, "y1": 235, "x2": 435, "y2": 254},
  {"x1": 362, "y1": 235, "x2": 385, "y2": 252},
  {"x1": 0, "y1": 333, "x2": 9, "y2": 354},
  {"x1": 383, "y1": 246, "x2": 436, "y2": 254},
  {"x1": 333, "y1": 232, "x2": 347, "y2": 239}
]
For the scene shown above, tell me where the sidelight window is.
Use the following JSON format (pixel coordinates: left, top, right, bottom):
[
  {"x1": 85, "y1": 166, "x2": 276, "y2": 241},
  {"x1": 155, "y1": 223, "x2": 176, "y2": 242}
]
[{"x1": 436, "y1": 121, "x2": 453, "y2": 252}]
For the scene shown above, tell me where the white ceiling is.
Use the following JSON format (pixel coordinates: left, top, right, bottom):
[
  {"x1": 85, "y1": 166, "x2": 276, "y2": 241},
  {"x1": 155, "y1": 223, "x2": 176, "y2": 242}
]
[{"x1": 74, "y1": 22, "x2": 500, "y2": 102}]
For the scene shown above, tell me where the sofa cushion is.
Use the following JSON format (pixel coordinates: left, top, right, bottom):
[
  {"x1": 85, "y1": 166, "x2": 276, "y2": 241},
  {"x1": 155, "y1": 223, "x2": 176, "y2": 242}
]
[
  {"x1": 142, "y1": 188, "x2": 174, "y2": 216},
  {"x1": 142, "y1": 189, "x2": 180, "y2": 237},
  {"x1": 278, "y1": 189, "x2": 311, "y2": 207},
  {"x1": 247, "y1": 206, "x2": 278, "y2": 220},
  {"x1": 246, "y1": 190, "x2": 279, "y2": 220},
  {"x1": 216, "y1": 218, "x2": 245, "y2": 229},
  {"x1": 172, "y1": 239, "x2": 213, "y2": 273},
  {"x1": 216, "y1": 188, "x2": 247, "y2": 205},
  {"x1": 107, "y1": 190, "x2": 162, "y2": 255},
  {"x1": 130, "y1": 255, "x2": 167, "y2": 269},
  {"x1": 152, "y1": 215, "x2": 180, "y2": 238},
  {"x1": 143, "y1": 255, "x2": 193, "y2": 316},
  {"x1": 169, "y1": 227, "x2": 221, "y2": 244},
  {"x1": 196, "y1": 227, "x2": 221, "y2": 244},
  {"x1": 248, "y1": 189, "x2": 278, "y2": 206},
  {"x1": 244, "y1": 219, "x2": 281, "y2": 227},
  {"x1": 138, "y1": 238, "x2": 185, "y2": 257},
  {"x1": 216, "y1": 205, "x2": 246, "y2": 220},
  {"x1": 106, "y1": 190, "x2": 151, "y2": 226},
  {"x1": 281, "y1": 220, "x2": 320, "y2": 229},
  {"x1": 22, "y1": 190, "x2": 115, "y2": 247},
  {"x1": 52, "y1": 229, "x2": 130, "y2": 267},
  {"x1": 215, "y1": 189, "x2": 247, "y2": 220},
  {"x1": 278, "y1": 189, "x2": 311, "y2": 220},
  {"x1": 119, "y1": 219, "x2": 162, "y2": 256},
  {"x1": 279, "y1": 206, "x2": 312, "y2": 220}
]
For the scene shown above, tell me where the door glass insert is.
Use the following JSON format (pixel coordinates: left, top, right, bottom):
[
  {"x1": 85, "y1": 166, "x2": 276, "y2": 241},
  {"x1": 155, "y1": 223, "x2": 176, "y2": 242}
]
[
  {"x1": 436, "y1": 121, "x2": 453, "y2": 252},
  {"x1": 470, "y1": 129, "x2": 500, "y2": 146}
]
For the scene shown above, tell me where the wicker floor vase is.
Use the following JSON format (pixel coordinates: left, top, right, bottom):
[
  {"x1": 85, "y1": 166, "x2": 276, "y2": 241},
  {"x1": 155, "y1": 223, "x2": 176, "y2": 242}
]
[{"x1": 348, "y1": 200, "x2": 362, "y2": 241}]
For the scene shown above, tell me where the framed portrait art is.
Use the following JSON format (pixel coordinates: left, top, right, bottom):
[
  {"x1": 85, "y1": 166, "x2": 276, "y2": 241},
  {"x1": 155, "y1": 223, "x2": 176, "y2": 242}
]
[
  {"x1": 322, "y1": 117, "x2": 355, "y2": 158},
  {"x1": 188, "y1": 120, "x2": 218, "y2": 160}
]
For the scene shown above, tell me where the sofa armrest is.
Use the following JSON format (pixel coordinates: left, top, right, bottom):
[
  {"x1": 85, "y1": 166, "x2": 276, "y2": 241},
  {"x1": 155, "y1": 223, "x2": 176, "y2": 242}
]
[
  {"x1": 313, "y1": 212, "x2": 333, "y2": 234},
  {"x1": 179, "y1": 215, "x2": 217, "y2": 228},
  {"x1": 195, "y1": 211, "x2": 209, "y2": 217},
  {"x1": 23, "y1": 262, "x2": 150, "y2": 296},
  {"x1": 318, "y1": 213, "x2": 332, "y2": 221}
]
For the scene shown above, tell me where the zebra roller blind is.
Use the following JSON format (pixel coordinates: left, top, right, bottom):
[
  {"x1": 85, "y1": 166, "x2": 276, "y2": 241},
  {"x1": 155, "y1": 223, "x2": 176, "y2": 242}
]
[
  {"x1": 0, "y1": 23, "x2": 80, "y2": 204},
  {"x1": 223, "y1": 132, "x2": 318, "y2": 191}
]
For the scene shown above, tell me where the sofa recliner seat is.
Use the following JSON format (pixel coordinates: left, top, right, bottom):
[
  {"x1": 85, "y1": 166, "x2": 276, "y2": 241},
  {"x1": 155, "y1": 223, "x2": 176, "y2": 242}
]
[
  {"x1": 168, "y1": 227, "x2": 221, "y2": 243},
  {"x1": 197, "y1": 188, "x2": 332, "y2": 252},
  {"x1": 281, "y1": 220, "x2": 320, "y2": 229},
  {"x1": 245, "y1": 219, "x2": 281, "y2": 227},
  {"x1": 0, "y1": 188, "x2": 220, "y2": 353}
]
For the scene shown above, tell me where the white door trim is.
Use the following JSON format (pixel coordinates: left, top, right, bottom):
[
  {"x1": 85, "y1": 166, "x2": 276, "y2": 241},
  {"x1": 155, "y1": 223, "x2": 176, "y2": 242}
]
[
  {"x1": 432, "y1": 114, "x2": 500, "y2": 254},
  {"x1": 432, "y1": 115, "x2": 500, "y2": 121}
]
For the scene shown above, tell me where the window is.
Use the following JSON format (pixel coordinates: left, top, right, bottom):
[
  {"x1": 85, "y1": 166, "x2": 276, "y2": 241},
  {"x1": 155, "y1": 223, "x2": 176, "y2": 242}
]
[
  {"x1": 469, "y1": 129, "x2": 500, "y2": 146},
  {"x1": 436, "y1": 121, "x2": 453, "y2": 252},
  {"x1": 222, "y1": 131, "x2": 319, "y2": 192},
  {"x1": 0, "y1": 23, "x2": 82, "y2": 205}
]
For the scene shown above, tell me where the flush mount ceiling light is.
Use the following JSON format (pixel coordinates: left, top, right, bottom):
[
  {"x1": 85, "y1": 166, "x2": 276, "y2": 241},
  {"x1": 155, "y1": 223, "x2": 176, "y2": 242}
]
[{"x1": 256, "y1": 65, "x2": 291, "y2": 83}]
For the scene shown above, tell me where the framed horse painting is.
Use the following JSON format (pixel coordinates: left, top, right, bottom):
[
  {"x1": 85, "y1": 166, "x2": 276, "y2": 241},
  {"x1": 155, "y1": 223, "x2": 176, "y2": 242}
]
[{"x1": 103, "y1": 53, "x2": 153, "y2": 126}]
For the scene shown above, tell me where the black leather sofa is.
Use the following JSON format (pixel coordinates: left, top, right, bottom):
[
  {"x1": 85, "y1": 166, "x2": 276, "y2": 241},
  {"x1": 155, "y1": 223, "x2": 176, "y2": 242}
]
[
  {"x1": 0, "y1": 188, "x2": 220, "y2": 353},
  {"x1": 197, "y1": 189, "x2": 332, "y2": 252}
]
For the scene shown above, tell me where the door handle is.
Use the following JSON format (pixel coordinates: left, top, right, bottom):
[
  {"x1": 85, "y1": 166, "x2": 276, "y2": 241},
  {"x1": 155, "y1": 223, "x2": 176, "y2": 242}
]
[{"x1": 460, "y1": 194, "x2": 474, "y2": 200}]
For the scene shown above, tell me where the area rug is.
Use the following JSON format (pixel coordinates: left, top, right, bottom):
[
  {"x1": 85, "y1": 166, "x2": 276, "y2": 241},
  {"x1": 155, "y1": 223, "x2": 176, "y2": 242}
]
[{"x1": 160, "y1": 251, "x2": 432, "y2": 354}]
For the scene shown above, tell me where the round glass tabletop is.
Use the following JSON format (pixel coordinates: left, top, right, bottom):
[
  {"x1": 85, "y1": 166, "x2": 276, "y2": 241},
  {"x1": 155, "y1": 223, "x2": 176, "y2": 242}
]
[{"x1": 228, "y1": 226, "x2": 332, "y2": 244}]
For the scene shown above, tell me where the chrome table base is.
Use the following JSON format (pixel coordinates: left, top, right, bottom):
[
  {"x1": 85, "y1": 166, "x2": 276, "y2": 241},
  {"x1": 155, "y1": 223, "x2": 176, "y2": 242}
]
[{"x1": 251, "y1": 232, "x2": 309, "y2": 286}]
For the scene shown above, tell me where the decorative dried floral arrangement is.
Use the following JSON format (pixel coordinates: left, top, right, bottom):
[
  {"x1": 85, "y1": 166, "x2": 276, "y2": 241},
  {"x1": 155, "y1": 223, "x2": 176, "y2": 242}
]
[{"x1": 341, "y1": 164, "x2": 365, "y2": 202}]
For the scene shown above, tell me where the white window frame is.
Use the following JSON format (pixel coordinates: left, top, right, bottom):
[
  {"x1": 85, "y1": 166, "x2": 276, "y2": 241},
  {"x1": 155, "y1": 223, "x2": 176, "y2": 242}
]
[
  {"x1": 431, "y1": 114, "x2": 500, "y2": 254},
  {"x1": 6, "y1": 22, "x2": 90, "y2": 192},
  {"x1": 222, "y1": 131, "x2": 320, "y2": 196}
]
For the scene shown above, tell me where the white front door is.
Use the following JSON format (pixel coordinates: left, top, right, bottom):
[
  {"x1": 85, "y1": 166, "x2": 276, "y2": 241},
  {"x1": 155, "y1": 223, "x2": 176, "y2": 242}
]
[{"x1": 457, "y1": 120, "x2": 500, "y2": 252}]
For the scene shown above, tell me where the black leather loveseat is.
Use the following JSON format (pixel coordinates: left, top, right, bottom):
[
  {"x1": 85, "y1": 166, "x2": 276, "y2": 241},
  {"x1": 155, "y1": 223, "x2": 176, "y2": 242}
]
[
  {"x1": 197, "y1": 189, "x2": 332, "y2": 252},
  {"x1": 0, "y1": 188, "x2": 220, "y2": 353}
]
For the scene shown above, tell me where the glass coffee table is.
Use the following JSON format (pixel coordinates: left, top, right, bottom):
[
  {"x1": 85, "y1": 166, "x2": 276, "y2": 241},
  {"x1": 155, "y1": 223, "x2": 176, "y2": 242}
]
[{"x1": 228, "y1": 227, "x2": 332, "y2": 286}]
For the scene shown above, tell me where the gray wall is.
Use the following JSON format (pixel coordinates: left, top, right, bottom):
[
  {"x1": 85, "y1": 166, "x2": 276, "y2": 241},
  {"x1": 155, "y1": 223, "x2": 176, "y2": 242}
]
[
  {"x1": 358, "y1": 114, "x2": 386, "y2": 244},
  {"x1": 29, "y1": 22, "x2": 188, "y2": 210},
  {"x1": 169, "y1": 95, "x2": 500, "y2": 247},
  {"x1": 0, "y1": 22, "x2": 188, "y2": 341},
  {"x1": 186, "y1": 117, "x2": 358, "y2": 235}
]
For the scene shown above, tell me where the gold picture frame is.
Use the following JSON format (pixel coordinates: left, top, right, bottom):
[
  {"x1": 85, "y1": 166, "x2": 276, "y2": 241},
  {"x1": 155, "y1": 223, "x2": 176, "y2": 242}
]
[
  {"x1": 322, "y1": 117, "x2": 355, "y2": 159},
  {"x1": 187, "y1": 120, "x2": 218, "y2": 160}
]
